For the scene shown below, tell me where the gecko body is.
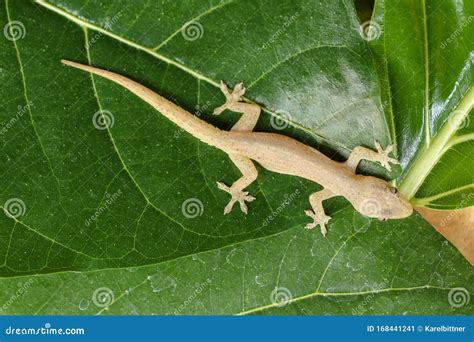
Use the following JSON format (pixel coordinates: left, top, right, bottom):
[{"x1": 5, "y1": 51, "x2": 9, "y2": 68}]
[{"x1": 62, "y1": 60, "x2": 413, "y2": 235}]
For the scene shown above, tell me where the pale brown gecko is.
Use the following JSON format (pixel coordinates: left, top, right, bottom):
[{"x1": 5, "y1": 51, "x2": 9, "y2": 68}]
[{"x1": 61, "y1": 60, "x2": 413, "y2": 236}]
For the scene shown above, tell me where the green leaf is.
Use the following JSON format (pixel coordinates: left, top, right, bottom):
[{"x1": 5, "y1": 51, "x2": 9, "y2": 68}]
[
  {"x1": 0, "y1": 0, "x2": 471, "y2": 315},
  {"x1": 370, "y1": 0, "x2": 474, "y2": 209}
]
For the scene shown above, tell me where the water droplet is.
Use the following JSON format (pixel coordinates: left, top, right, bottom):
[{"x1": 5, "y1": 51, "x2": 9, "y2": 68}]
[
  {"x1": 346, "y1": 246, "x2": 367, "y2": 271},
  {"x1": 225, "y1": 248, "x2": 245, "y2": 267},
  {"x1": 378, "y1": 297, "x2": 394, "y2": 311},
  {"x1": 192, "y1": 255, "x2": 206, "y2": 264},
  {"x1": 310, "y1": 241, "x2": 319, "y2": 257},
  {"x1": 429, "y1": 272, "x2": 444, "y2": 287},
  {"x1": 148, "y1": 271, "x2": 177, "y2": 293},
  {"x1": 226, "y1": 248, "x2": 237, "y2": 264}
]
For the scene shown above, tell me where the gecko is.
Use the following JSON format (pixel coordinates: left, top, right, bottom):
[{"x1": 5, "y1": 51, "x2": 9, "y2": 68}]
[{"x1": 61, "y1": 60, "x2": 413, "y2": 236}]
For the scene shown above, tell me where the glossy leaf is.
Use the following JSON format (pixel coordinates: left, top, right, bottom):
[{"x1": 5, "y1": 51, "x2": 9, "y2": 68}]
[{"x1": 370, "y1": 0, "x2": 474, "y2": 209}]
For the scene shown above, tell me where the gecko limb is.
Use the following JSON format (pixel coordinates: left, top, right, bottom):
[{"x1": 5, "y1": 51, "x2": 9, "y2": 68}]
[
  {"x1": 346, "y1": 141, "x2": 399, "y2": 172},
  {"x1": 213, "y1": 81, "x2": 260, "y2": 132},
  {"x1": 217, "y1": 154, "x2": 257, "y2": 214},
  {"x1": 305, "y1": 188, "x2": 335, "y2": 236},
  {"x1": 214, "y1": 81, "x2": 260, "y2": 214}
]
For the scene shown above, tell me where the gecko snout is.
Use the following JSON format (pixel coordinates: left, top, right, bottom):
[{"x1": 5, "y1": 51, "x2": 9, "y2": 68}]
[
  {"x1": 380, "y1": 187, "x2": 413, "y2": 220},
  {"x1": 357, "y1": 178, "x2": 413, "y2": 221}
]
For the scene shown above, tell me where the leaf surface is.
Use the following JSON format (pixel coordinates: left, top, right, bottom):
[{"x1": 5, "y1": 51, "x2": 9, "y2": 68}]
[{"x1": 370, "y1": 0, "x2": 474, "y2": 209}]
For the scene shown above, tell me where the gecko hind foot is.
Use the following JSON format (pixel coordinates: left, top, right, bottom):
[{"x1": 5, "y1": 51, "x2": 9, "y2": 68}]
[
  {"x1": 216, "y1": 181, "x2": 256, "y2": 214},
  {"x1": 213, "y1": 81, "x2": 246, "y2": 115},
  {"x1": 375, "y1": 141, "x2": 399, "y2": 172},
  {"x1": 304, "y1": 209, "x2": 331, "y2": 236}
]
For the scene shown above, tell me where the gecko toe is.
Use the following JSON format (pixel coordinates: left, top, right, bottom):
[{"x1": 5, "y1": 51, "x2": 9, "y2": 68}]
[
  {"x1": 382, "y1": 162, "x2": 392, "y2": 172},
  {"x1": 213, "y1": 106, "x2": 225, "y2": 115},
  {"x1": 389, "y1": 157, "x2": 400, "y2": 165},
  {"x1": 239, "y1": 201, "x2": 248, "y2": 214},
  {"x1": 245, "y1": 195, "x2": 256, "y2": 202},
  {"x1": 219, "y1": 80, "x2": 230, "y2": 95},
  {"x1": 304, "y1": 212, "x2": 331, "y2": 235},
  {"x1": 219, "y1": 186, "x2": 255, "y2": 215},
  {"x1": 223, "y1": 201, "x2": 235, "y2": 214},
  {"x1": 385, "y1": 144, "x2": 395, "y2": 153},
  {"x1": 304, "y1": 209, "x2": 315, "y2": 219},
  {"x1": 216, "y1": 181, "x2": 230, "y2": 193}
]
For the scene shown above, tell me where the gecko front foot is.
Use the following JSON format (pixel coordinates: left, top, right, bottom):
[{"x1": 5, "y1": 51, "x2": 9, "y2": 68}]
[
  {"x1": 216, "y1": 182, "x2": 256, "y2": 214},
  {"x1": 213, "y1": 81, "x2": 246, "y2": 115},
  {"x1": 374, "y1": 141, "x2": 399, "y2": 172},
  {"x1": 304, "y1": 209, "x2": 331, "y2": 236}
]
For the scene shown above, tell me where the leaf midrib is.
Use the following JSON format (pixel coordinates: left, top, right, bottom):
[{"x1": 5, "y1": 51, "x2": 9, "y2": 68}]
[
  {"x1": 399, "y1": 86, "x2": 474, "y2": 202},
  {"x1": 1, "y1": 1, "x2": 343, "y2": 270},
  {"x1": 5, "y1": 0, "x2": 63, "y2": 199},
  {"x1": 3, "y1": 0, "x2": 355, "y2": 274},
  {"x1": 151, "y1": 0, "x2": 235, "y2": 51},
  {"x1": 36, "y1": 0, "x2": 362, "y2": 153},
  {"x1": 372, "y1": 0, "x2": 473, "y2": 205},
  {"x1": 237, "y1": 284, "x2": 462, "y2": 315},
  {"x1": 421, "y1": 0, "x2": 431, "y2": 146},
  {"x1": 0, "y1": 202, "x2": 354, "y2": 281}
]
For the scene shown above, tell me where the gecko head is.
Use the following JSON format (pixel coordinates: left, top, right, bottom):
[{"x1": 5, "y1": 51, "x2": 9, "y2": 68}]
[{"x1": 354, "y1": 177, "x2": 413, "y2": 221}]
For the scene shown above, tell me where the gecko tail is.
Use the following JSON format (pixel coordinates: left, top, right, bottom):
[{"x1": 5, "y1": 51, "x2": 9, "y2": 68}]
[
  {"x1": 61, "y1": 59, "x2": 98, "y2": 73},
  {"x1": 60, "y1": 59, "x2": 222, "y2": 146}
]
